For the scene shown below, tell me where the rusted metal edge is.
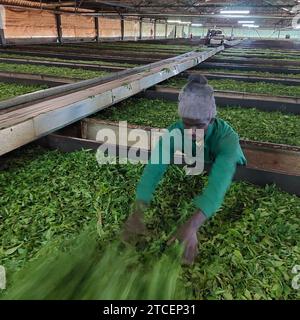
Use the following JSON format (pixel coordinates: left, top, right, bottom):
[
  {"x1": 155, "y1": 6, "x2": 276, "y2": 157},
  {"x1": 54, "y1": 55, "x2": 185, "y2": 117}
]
[{"x1": 39, "y1": 133, "x2": 300, "y2": 196}]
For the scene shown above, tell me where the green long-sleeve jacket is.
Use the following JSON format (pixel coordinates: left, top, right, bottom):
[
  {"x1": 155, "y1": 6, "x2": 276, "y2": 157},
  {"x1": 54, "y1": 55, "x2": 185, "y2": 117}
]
[{"x1": 136, "y1": 118, "x2": 247, "y2": 219}]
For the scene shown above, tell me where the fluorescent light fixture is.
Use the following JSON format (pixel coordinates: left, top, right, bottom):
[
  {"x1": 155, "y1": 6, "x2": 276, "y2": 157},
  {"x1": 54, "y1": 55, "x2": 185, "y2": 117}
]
[
  {"x1": 281, "y1": 7, "x2": 290, "y2": 12},
  {"x1": 179, "y1": 21, "x2": 191, "y2": 25},
  {"x1": 168, "y1": 20, "x2": 181, "y2": 23},
  {"x1": 242, "y1": 24, "x2": 259, "y2": 28},
  {"x1": 191, "y1": 23, "x2": 203, "y2": 27},
  {"x1": 220, "y1": 10, "x2": 250, "y2": 14},
  {"x1": 238, "y1": 21, "x2": 254, "y2": 24}
]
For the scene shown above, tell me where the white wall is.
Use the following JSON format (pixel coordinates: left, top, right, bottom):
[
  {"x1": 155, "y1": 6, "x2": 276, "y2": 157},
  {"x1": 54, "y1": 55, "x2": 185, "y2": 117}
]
[
  {"x1": 156, "y1": 23, "x2": 165, "y2": 38},
  {"x1": 167, "y1": 24, "x2": 176, "y2": 38}
]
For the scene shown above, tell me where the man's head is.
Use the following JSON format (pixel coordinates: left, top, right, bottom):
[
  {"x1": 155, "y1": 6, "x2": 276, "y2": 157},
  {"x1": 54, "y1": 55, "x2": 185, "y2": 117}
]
[{"x1": 178, "y1": 74, "x2": 216, "y2": 139}]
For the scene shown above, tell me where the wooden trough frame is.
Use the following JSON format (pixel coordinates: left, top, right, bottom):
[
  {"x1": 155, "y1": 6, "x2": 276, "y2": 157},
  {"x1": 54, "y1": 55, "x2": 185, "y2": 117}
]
[
  {"x1": 209, "y1": 57, "x2": 300, "y2": 68},
  {"x1": 142, "y1": 86, "x2": 300, "y2": 115},
  {"x1": 197, "y1": 62, "x2": 300, "y2": 74},
  {"x1": 185, "y1": 71, "x2": 300, "y2": 86},
  {"x1": 38, "y1": 118, "x2": 300, "y2": 196},
  {"x1": 0, "y1": 57, "x2": 127, "y2": 72},
  {"x1": 0, "y1": 49, "x2": 163, "y2": 65}
]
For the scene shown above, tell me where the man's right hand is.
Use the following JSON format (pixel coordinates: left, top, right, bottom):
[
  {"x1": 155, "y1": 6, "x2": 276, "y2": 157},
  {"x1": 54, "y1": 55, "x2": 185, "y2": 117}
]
[{"x1": 121, "y1": 201, "x2": 148, "y2": 244}]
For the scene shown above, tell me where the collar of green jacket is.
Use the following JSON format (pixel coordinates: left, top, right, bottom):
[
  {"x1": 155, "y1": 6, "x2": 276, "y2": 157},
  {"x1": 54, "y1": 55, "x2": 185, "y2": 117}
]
[{"x1": 171, "y1": 118, "x2": 247, "y2": 165}]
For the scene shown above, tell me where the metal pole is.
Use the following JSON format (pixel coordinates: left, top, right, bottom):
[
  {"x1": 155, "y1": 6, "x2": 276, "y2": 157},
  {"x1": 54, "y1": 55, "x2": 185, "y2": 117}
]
[
  {"x1": 95, "y1": 17, "x2": 100, "y2": 42},
  {"x1": 0, "y1": 29, "x2": 5, "y2": 47},
  {"x1": 174, "y1": 24, "x2": 177, "y2": 38},
  {"x1": 121, "y1": 15, "x2": 124, "y2": 40},
  {"x1": 165, "y1": 20, "x2": 168, "y2": 39},
  {"x1": 139, "y1": 17, "x2": 142, "y2": 40},
  {"x1": 55, "y1": 13, "x2": 63, "y2": 44},
  {"x1": 153, "y1": 19, "x2": 157, "y2": 39},
  {"x1": 0, "y1": 6, "x2": 5, "y2": 47}
]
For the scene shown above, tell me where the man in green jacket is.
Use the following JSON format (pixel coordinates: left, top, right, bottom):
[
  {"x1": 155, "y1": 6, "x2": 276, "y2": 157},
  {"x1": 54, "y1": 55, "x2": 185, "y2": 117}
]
[{"x1": 122, "y1": 74, "x2": 246, "y2": 264}]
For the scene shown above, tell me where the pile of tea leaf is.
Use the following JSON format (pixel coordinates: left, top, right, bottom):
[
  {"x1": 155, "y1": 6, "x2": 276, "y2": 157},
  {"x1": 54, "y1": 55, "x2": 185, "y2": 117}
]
[
  {"x1": 1, "y1": 147, "x2": 299, "y2": 299},
  {"x1": 0, "y1": 62, "x2": 109, "y2": 80},
  {"x1": 0, "y1": 82, "x2": 48, "y2": 101}
]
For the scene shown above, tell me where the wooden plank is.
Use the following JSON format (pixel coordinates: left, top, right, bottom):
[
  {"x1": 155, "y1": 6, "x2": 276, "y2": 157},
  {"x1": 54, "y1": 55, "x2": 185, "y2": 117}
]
[{"x1": 81, "y1": 118, "x2": 300, "y2": 176}]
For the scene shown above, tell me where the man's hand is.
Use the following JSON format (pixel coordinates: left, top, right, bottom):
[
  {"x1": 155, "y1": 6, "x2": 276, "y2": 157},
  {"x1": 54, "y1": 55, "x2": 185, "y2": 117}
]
[
  {"x1": 168, "y1": 211, "x2": 207, "y2": 265},
  {"x1": 121, "y1": 201, "x2": 149, "y2": 244}
]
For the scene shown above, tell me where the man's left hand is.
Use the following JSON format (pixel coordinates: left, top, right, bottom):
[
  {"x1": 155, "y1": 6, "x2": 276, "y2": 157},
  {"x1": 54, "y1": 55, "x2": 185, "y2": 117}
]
[{"x1": 168, "y1": 211, "x2": 207, "y2": 265}]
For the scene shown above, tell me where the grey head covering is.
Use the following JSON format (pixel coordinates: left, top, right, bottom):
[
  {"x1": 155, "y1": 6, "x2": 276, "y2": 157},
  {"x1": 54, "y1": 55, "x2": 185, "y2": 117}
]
[{"x1": 178, "y1": 74, "x2": 217, "y2": 124}]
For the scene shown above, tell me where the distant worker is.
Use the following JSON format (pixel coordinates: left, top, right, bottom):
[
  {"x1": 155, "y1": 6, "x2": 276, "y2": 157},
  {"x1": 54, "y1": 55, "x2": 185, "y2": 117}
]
[
  {"x1": 122, "y1": 75, "x2": 247, "y2": 264},
  {"x1": 150, "y1": 28, "x2": 154, "y2": 39}
]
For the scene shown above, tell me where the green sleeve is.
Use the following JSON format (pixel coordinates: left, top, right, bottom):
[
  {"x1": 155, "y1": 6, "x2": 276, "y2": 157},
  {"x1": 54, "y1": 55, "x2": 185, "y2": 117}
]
[
  {"x1": 193, "y1": 133, "x2": 241, "y2": 219},
  {"x1": 136, "y1": 123, "x2": 179, "y2": 204}
]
